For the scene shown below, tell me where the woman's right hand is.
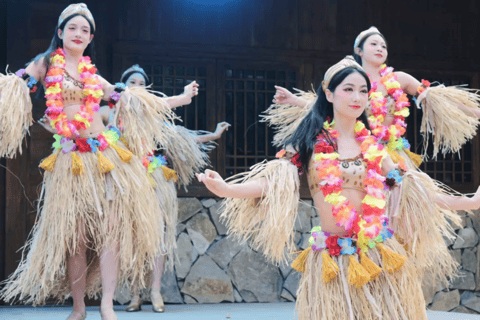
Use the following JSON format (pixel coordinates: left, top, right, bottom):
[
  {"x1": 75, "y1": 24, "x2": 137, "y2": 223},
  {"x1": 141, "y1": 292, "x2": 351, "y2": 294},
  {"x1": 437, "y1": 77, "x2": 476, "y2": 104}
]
[
  {"x1": 273, "y1": 85, "x2": 298, "y2": 105},
  {"x1": 196, "y1": 169, "x2": 231, "y2": 198}
]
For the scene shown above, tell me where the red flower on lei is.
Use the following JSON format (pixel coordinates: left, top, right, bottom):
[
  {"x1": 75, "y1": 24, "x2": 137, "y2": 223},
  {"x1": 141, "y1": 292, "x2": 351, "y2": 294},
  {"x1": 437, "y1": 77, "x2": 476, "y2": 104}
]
[
  {"x1": 326, "y1": 235, "x2": 341, "y2": 256},
  {"x1": 76, "y1": 138, "x2": 91, "y2": 153}
]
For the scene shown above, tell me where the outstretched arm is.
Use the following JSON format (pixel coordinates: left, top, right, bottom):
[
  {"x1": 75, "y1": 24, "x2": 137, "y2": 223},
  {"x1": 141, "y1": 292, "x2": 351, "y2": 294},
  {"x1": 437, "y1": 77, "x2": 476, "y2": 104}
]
[
  {"x1": 196, "y1": 169, "x2": 266, "y2": 198},
  {"x1": 435, "y1": 187, "x2": 480, "y2": 211},
  {"x1": 272, "y1": 85, "x2": 309, "y2": 107},
  {"x1": 195, "y1": 122, "x2": 231, "y2": 143}
]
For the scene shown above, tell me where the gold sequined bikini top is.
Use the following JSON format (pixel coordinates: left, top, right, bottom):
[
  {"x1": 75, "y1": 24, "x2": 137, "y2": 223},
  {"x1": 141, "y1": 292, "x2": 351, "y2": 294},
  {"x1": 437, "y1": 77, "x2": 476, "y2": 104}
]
[
  {"x1": 61, "y1": 70, "x2": 85, "y2": 107},
  {"x1": 308, "y1": 153, "x2": 367, "y2": 196}
]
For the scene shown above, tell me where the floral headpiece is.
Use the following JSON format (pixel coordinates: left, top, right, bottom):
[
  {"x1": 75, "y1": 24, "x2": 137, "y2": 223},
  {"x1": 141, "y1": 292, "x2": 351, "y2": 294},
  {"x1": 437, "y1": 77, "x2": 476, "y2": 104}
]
[
  {"x1": 322, "y1": 56, "x2": 363, "y2": 92},
  {"x1": 58, "y1": 3, "x2": 95, "y2": 32}
]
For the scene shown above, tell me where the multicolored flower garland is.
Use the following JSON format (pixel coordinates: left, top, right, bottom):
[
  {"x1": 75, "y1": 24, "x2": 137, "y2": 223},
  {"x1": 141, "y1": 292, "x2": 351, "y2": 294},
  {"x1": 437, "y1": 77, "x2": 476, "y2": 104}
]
[
  {"x1": 368, "y1": 64, "x2": 410, "y2": 152},
  {"x1": 416, "y1": 79, "x2": 431, "y2": 96},
  {"x1": 45, "y1": 48, "x2": 104, "y2": 138},
  {"x1": 314, "y1": 120, "x2": 389, "y2": 250}
]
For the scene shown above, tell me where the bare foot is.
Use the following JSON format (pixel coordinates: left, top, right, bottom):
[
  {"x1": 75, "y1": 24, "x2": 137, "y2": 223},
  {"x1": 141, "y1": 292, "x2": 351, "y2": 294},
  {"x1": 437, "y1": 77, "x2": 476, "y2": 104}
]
[
  {"x1": 66, "y1": 310, "x2": 86, "y2": 320},
  {"x1": 100, "y1": 305, "x2": 118, "y2": 320}
]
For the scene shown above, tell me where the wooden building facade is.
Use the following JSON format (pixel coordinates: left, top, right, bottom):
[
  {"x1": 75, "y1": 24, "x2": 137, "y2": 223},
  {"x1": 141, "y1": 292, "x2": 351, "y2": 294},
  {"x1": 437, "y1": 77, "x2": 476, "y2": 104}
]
[{"x1": 1, "y1": 0, "x2": 479, "y2": 287}]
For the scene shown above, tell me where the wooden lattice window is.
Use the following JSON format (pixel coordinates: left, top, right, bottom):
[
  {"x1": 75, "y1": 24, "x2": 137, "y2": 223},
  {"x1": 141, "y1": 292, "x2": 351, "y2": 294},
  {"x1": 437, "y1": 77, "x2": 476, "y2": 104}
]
[
  {"x1": 405, "y1": 73, "x2": 476, "y2": 191},
  {"x1": 222, "y1": 65, "x2": 297, "y2": 177},
  {"x1": 139, "y1": 63, "x2": 209, "y2": 131}
]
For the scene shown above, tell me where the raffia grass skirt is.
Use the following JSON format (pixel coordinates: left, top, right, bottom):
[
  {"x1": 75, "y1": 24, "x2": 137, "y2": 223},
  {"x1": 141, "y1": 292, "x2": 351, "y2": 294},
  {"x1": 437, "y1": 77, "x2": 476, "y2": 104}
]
[
  {"x1": 150, "y1": 168, "x2": 178, "y2": 272},
  {"x1": 1, "y1": 142, "x2": 165, "y2": 305},
  {"x1": 114, "y1": 166, "x2": 178, "y2": 303},
  {"x1": 296, "y1": 238, "x2": 427, "y2": 320}
]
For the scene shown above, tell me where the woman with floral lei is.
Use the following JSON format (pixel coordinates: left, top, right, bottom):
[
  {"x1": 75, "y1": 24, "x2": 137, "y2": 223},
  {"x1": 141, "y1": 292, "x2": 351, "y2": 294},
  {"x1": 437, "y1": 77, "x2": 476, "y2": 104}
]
[
  {"x1": 97, "y1": 64, "x2": 230, "y2": 313},
  {"x1": 197, "y1": 57, "x2": 480, "y2": 319},
  {"x1": 272, "y1": 27, "x2": 480, "y2": 166},
  {"x1": 0, "y1": 4, "x2": 195, "y2": 320},
  {"x1": 269, "y1": 27, "x2": 480, "y2": 289}
]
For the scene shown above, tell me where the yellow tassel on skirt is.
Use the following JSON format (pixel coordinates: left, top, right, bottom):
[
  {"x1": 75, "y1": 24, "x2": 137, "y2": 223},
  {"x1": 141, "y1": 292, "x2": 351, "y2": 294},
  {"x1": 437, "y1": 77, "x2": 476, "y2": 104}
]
[
  {"x1": 378, "y1": 244, "x2": 406, "y2": 273},
  {"x1": 111, "y1": 144, "x2": 133, "y2": 163},
  {"x1": 404, "y1": 149, "x2": 422, "y2": 167},
  {"x1": 348, "y1": 256, "x2": 371, "y2": 288},
  {"x1": 321, "y1": 251, "x2": 339, "y2": 283},
  {"x1": 71, "y1": 152, "x2": 84, "y2": 175},
  {"x1": 97, "y1": 151, "x2": 115, "y2": 173},
  {"x1": 291, "y1": 247, "x2": 311, "y2": 273},
  {"x1": 161, "y1": 166, "x2": 178, "y2": 182},
  {"x1": 360, "y1": 251, "x2": 382, "y2": 281},
  {"x1": 39, "y1": 151, "x2": 59, "y2": 171}
]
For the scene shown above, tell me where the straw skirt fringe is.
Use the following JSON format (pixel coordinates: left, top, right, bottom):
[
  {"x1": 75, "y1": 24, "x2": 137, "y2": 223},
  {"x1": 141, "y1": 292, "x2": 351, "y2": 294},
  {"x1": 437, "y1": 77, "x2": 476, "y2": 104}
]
[
  {"x1": 162, "y1": 125, "x2": 212, "y2": 186},
  {"x1": 1, "y1": 142, "x2": 165, "y2": 305},
  {"x1": 388, "y1": 171, "x2": 461, "y2": 285},
  {"x1": 221, "y1": 159, "x2": 300, "y2": 264},
  {"x1": 0, "y1": 73, "x2": 33, "y2": 158},
  {"x1": 296, "y1": 238, "x2": 427, "y2": 320},
  {"x1": 150, "y1": 168, "x2": 178, "y2": 272},
  {"x1": 418, "y1": 85, "x2": 480, "y2": 157},
  {"x1": 261, "y1": 89, "x2": 316, "y2": 148}
]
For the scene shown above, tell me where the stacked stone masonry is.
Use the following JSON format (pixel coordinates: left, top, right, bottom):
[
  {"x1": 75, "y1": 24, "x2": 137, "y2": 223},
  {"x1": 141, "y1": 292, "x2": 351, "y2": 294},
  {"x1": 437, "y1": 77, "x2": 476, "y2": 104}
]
[{"x1": 138, "y1": 197, "x2": 480, "y2": 315}]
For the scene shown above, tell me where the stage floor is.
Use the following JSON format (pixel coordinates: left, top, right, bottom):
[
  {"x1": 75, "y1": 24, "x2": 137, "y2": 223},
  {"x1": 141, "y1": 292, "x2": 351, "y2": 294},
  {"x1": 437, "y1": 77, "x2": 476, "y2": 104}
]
[{"x1": 1, "y1": 303, "x2": 479, "y2": 320}]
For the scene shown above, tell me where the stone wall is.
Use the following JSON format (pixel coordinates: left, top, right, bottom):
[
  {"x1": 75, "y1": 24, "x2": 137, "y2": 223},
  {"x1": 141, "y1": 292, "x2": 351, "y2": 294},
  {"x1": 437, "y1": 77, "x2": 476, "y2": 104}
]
[
  {"x1": 424, "y1": 211, "x2": 480, "y2": 315},
  {"x1": 156, "y1": 197, "x2": 480, "y2": 315}
]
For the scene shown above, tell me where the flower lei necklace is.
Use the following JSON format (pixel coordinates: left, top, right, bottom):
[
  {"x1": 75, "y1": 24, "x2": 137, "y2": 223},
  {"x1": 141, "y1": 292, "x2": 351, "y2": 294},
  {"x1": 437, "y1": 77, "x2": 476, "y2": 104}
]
[
  {"x1": 368, "y1": 64, "x2": 410, "y2": 152},
  {"x1": 45, "y1": 48, "x2": 104, "y2": 138},
  {"x1": 314, "y1": 120, "x2": 389, "y2": 251}
]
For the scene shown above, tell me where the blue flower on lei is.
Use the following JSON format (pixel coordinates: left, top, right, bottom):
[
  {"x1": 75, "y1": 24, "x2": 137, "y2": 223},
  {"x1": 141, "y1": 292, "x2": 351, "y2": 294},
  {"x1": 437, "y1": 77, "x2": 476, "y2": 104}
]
[
  {"x1": 338, "y1": 238, "x2": 356, "y2": 255},
  {"x1": 87, "y1": 138, "x2": 101, "y2": 153}
]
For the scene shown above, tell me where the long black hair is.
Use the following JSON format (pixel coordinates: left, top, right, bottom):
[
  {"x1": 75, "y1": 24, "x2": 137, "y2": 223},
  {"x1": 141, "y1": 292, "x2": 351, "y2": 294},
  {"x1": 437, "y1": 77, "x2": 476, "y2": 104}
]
[
  {"x1": 30, "y1": 13, "x2": 96, "y2": 71},
  {"x1": 353, "y1": 32, "x2": 388, "y2": 65},
  {"x1": 284, "y1": 67, "x2": 372, "y2": 171}
]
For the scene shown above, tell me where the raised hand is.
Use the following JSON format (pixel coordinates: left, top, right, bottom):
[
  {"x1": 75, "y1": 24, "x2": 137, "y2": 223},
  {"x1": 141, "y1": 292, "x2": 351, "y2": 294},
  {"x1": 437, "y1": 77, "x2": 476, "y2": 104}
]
[
  {"x1": 196, "y1": 169, "x2": 231, "y2": 198},
  {"x1": 213, "y1": 122, "x2": 231, "y2": 139},
  {"x1": 273, "y1": 85, "x2": 296, "y2": 105},
  {"x1": 183, "y1": 81, "x2": 199, "y2": 99}
]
